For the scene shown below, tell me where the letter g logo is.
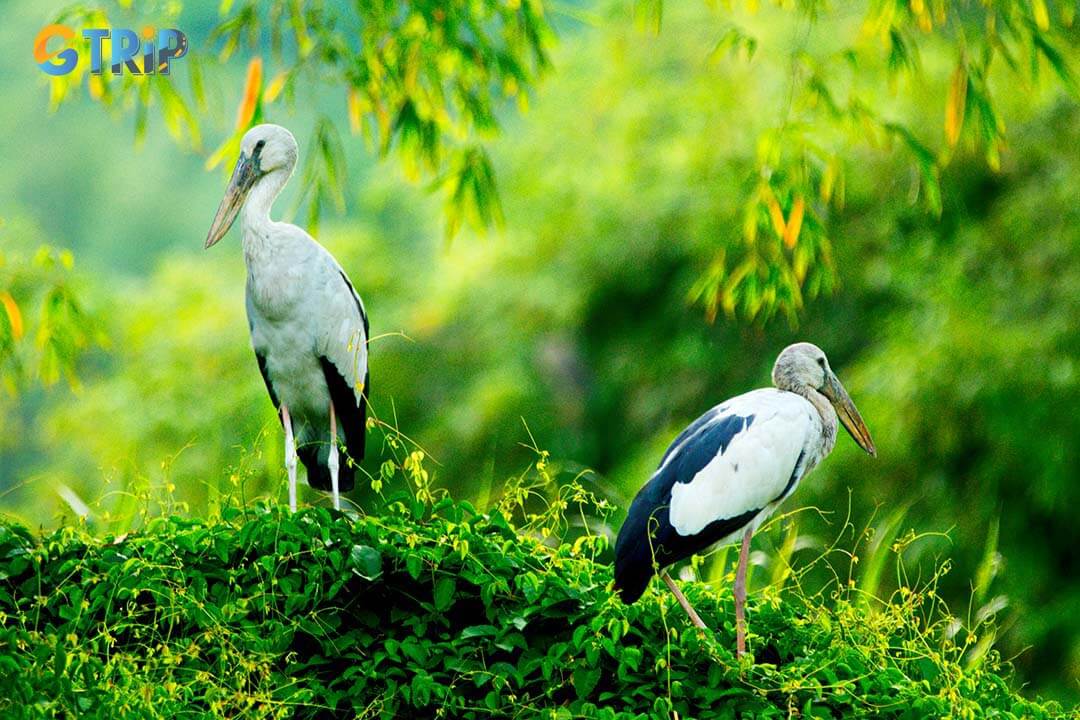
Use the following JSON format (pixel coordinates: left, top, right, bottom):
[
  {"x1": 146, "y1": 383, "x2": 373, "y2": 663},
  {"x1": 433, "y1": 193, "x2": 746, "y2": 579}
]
[{"x1": 34, "y1": 25, "x2": 77, "y2": 76}]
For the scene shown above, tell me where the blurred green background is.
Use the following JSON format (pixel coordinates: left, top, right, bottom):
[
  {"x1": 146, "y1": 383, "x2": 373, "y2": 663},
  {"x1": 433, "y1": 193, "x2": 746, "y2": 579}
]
[{"x1": 2, "y1": 0, "x2": 1078, "y2": 706}]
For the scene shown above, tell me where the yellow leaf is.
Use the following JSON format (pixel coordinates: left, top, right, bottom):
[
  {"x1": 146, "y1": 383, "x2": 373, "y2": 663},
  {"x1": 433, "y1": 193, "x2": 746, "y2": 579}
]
[
  {"x1": 374, "y1": 98, "x2": 391, "y2": 150},
  {"x1": 820, "y1": 162, "x2": 835, "y2": 204},
  {"x1": 264, "y1": 71, "x2": 287, "y2": 103},
  {"x1": 793, "y1": 246, "x2": 810, "y2": 283},
  {"x1": 205, "y1": 132, "x2": 240, "y2": 171},
  {"x1": 945, "y1": 62, "x2": 967, "y2": 147},
  {"x1": 347, "y1": 87, "x2": 363, "y2": 134},
  {"x1": 987, "y1": 141, "x2": 1002, "y2": 172},
  {"x1": 742, "y1": 204, "x2": 759, "y2": 243},
  {"x1": 1, "y1": 292, "x2": 24, "y2": 340},
  {"x1": 235, "y1": 57, "x2": 263, "y2": 131},
  {"x1": 1032, "y1": 0, "x2": 1050, "y2": 31},
  {"x1": 763, "y1": 186, "x2": 786, "y2": 239},
  {"x1": 783, "y1": 196, "x2": 805, "y2": 249},
  {"x1": 404, "y1": 45, "x2": 420, "y2": 94}
]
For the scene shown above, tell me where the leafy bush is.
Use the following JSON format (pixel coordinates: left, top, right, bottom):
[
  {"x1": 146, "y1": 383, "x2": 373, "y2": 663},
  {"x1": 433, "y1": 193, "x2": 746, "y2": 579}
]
[{"x1": 0, "y1": 482, "x2": 1065, "y2": 720}]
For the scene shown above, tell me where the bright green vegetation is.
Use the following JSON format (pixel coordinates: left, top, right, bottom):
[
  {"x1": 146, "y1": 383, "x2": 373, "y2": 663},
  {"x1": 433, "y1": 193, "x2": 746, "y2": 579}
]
[
  {"x1": 0, "y1": 485, "x2": 1065, "y2": 719},
  {"x1": 2, "y1": 0, "x2": 1079, "y2": 706}
]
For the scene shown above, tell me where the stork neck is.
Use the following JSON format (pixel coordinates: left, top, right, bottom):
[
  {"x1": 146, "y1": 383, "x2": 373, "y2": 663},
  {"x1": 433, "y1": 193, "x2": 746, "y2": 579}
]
[
  {"x1": 240, "y1": 167, "x2": 290, "y2": 241},
  {"x1": 791, "y1": 384, "x2": 838, "y2": 444}
]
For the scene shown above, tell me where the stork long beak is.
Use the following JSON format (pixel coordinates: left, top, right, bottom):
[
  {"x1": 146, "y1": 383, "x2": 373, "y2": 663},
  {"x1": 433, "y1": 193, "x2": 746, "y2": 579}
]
[
  {"x1": 205, "y1": 152, "x2": 257, "y2": 249},
  {"x1": 822, "y1": 372, "x2": 877, "y2": 457}
]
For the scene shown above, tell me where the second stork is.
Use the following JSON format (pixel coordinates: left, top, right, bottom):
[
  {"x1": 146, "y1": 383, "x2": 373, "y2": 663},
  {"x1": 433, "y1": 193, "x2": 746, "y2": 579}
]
[{"x1": 614, "y1": 343, "x2": 876, "y2": 657}]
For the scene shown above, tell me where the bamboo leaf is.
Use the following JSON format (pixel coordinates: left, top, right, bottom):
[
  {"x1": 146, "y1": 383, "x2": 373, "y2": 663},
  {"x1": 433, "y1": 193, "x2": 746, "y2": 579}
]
[
  {"x1": 945, "y1": 62, "x2": 968, "y2": 147},
  {"x1": 0, "y1": 292, "x2": 23, "y2": 340},
  {"x1": 347, "y1": 87, "x2": 363, "y2": 134},
  {"x1": 235, "y1": 57, "x2": 263, "y2": 131},
  {"x1": 205, "y1": 131, "x2": 242, "y2": 172},
  {"x1": 783, "y1": 196, "x2": 805, "y2": 249},
  {"x1": 820, "y1": 158, "x2": 836, "y2": 203},
  {"x1": 763, "y1": 186, "x2": 786, "y2": 238},
  {"x1": 264, "y1": 71, "x2": 288, "y2": 103},
  {"x1": 1032, "y1": 0, "x2": 1050, "y2": 32}
]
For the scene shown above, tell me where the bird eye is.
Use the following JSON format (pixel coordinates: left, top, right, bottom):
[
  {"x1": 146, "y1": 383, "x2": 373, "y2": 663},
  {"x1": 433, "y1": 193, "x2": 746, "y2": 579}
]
[
  {"x1": 254, "y1": 139, "x2": 266, "y2": 152},
  {"x1": 817, "y1": 357, "x2": 826, "y2": 368}
]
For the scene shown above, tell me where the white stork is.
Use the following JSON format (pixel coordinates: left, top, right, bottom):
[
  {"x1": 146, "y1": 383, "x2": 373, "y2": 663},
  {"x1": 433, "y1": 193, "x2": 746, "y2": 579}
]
[
  {"x1": 204, "y1": 123, "x2": 369, "y2": 512},
  {"x1": 614, "y1": 342, "x2": 875, "y2": 656}
]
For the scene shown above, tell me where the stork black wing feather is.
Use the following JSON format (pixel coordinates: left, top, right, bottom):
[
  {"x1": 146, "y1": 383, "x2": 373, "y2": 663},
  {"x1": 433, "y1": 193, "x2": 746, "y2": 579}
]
[
  {"x1": 359, "y1": 369, "x2": 369, "y2": 459},
  {"x1": 338, "y1": 270, "x2": 369, "y2": 338},
  {"x1": 614, "y1": 410, "x2": 759, "y2": 604},
  {"x1": 334, "y1": 267, "x2": 369, "y2": 464}
]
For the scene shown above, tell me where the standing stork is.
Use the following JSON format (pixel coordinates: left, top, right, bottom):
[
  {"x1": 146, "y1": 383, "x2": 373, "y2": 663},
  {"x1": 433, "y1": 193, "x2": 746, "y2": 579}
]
[
  {"x1": 614, "y1": 342, "x2": 875, "y2": 657},
  {"x1": 205, "y1": 123, "x2": 369, "y2": 512}
]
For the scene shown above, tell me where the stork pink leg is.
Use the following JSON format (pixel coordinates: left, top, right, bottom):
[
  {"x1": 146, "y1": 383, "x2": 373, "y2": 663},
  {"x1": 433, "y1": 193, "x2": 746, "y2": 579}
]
[
  {"x1": 660, "y1": 570, "x2": 708, "y2": 630},
  {"x1": 734, "y1": 526, "x2": 754, "y2": 658},
  {"x1": 328, "y1": 403, "x2": 341, "y2": 510},
  {"x1": 282, "y1": 405, "x2": 297, "y2": 513}
]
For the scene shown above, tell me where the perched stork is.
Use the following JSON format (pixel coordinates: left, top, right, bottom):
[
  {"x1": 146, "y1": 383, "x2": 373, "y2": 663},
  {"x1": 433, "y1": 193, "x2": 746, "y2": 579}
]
[
  {"x1": 614, "y1": 342, "x2": 875, "y2": 656},
  {"x1": 205, "y1": 123, "x2": 369, "y2": 512}
]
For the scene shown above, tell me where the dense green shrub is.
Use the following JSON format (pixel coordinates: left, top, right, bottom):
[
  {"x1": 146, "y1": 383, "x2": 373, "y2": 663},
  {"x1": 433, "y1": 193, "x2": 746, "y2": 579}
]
[{"x1": 0, "y1": 492, "x2": 1065, "y2": 719}]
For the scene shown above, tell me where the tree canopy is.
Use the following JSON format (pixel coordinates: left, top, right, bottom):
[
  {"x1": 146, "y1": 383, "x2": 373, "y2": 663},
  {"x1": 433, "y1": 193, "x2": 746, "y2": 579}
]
[{"x1": 32, "y1": 0, "x2": 1077, "y2": 323}]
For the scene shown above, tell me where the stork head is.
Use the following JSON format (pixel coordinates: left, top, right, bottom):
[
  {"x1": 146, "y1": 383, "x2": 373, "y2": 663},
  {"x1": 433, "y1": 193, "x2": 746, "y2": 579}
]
[
  {"x1": 205, "y1": 124, "x2": 298, "y2": 248},
  {"x1": 772, "y1": 342, "x2": 877, "y2": 456}
]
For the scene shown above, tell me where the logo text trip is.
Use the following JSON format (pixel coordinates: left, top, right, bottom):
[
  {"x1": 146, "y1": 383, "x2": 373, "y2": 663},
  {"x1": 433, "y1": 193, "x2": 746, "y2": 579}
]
[{"x1": 34, "y1": 25, "x2": 188, "y2": 77}]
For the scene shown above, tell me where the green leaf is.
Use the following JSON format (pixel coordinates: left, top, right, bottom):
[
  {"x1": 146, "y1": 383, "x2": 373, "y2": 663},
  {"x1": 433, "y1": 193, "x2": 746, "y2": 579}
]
[
  {"x1": 460, "y1": 624, "x2": 498, "y2": 639},
  {"x1": 405, "y1": 553, "x2": 423, "y2": 581},
  {"x1": 572, "y1": 665, "x2": 601, "y2": 700},
  {"x1": 433, "y1": 577, "x2": 455, "y2": 612},
  {"x1": 349, "y1": 544, "x2": 382, "y2": 580}
]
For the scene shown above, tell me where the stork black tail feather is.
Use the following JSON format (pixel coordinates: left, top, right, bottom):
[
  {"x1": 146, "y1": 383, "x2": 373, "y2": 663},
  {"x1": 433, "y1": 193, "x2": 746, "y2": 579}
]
[
  {"x1": 613, "y1": 503, "x2": 661, "y2": 604},
  {"x1": 297, "y1": 442, "x2": 357, "y2": 493},
  {"x1": 613, "y1": 548, "x2": 655, "y2": 605},
  {"x1": 318, "y1": 357, "x2": 368, "y2": 467}
]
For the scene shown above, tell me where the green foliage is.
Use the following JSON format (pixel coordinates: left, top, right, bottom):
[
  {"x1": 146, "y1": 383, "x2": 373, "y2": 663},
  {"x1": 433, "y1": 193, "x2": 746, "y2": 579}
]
[
  {"x1": 0, "y1": 480, "x2": 1063, "y2": 719},
  {"x1": 46, "y1": 0, "x2": 552, "y2": 239},
  {"x1": 0, "y1": 219, "x2": 101, "y2": 395},
  {"x1": 43, "y1": 0, "x2": 1079, "y2": 320},
  {"x1": 676, "y1": 0, "x2": 1079, "y2": 322}
]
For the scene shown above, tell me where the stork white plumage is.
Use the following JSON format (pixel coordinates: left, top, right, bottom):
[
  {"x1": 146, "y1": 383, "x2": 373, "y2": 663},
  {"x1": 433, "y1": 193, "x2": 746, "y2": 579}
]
[
  {"x1": 614, "y1": 342, "x2": 876, "y2": 657},
  {"x1": 205, "y1": 124, "x2": 369, "y2": 512}
]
